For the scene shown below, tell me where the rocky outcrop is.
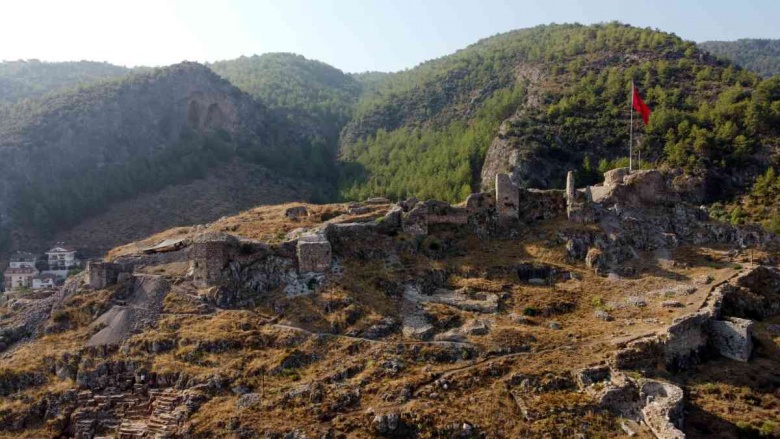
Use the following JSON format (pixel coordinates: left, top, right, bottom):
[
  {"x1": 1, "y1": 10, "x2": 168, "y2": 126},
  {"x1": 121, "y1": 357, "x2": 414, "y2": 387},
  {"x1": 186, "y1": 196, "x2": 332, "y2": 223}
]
[{"x1": 87, "y1": 275, "x2": 169, "y2": 347}]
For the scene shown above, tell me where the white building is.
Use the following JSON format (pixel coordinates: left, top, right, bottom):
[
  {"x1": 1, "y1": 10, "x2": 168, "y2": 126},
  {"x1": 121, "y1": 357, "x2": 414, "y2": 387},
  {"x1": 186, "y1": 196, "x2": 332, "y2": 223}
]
[
  {"x1": 9, "y1": 251, "x2": 37, "y2": 269},
  {"x1": 46, "y1": 244, "x2": 79, "y2": 271},
  {"x1": 32, "y1": 273, "x2": 58, "y2": 289}
]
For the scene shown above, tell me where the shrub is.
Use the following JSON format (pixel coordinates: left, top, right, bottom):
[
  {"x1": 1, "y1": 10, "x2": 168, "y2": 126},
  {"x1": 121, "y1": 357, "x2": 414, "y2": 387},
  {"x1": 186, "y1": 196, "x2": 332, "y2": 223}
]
[{"x1": 522, "y1": 307, "x2": 539, "y2": 317}]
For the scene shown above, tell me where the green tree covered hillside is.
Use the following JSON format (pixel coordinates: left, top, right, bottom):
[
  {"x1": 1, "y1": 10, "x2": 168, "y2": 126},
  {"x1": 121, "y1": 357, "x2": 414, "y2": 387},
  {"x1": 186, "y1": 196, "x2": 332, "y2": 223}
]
[
  {"x1": 0, "y1": 60, "x2": 130, "y2": 106},
  {"x1": 700, "y1": 39, "x2": 780, "y2": 78},
  {"x1": 209, "y1": 54, "x2": 362, "y2": 146},
  {"x1": 0, "y1": 63, "x2": 327, "y2": 247},
  {"x1": 340, "y1": 23, "x2": 780, "y2": 202}
]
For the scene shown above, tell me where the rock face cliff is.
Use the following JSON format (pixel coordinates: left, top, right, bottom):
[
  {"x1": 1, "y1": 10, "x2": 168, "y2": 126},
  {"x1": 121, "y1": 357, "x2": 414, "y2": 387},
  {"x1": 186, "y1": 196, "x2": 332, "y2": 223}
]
[{"x1": 0, "y1": 63, "x2": 315, "y2": 254}]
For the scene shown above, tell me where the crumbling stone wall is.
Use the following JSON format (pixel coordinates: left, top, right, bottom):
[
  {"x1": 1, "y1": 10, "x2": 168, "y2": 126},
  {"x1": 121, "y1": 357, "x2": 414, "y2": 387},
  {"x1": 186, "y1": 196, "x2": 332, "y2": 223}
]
[
  {"x1": 189, "y1": 233, "x2": 240, "y2": 288},
  {"x1": 663, "y1": 311, "x2": 711, "y2": 371},
  {"x1": 86, "y1": 262, "x2": 134, "y2": 289},
  {"x1": 709, "y1": 317, "x2": 754, "y2": 362},
  {"x1": 519, "y1": 189, "x2": 566, "y2": 221},
  {"x1": 296, "y1": 234, "x2": 332, "y2": 273},
  {"x1": 495, "y1": 173, "x2": 519, "y2": 223}
]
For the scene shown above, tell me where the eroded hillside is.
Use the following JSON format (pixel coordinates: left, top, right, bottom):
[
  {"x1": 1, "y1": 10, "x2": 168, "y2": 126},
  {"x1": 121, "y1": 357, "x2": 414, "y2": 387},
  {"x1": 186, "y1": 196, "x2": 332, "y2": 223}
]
[{"x1": 1, "y1": 168, "x2": 778, "y2": 438}]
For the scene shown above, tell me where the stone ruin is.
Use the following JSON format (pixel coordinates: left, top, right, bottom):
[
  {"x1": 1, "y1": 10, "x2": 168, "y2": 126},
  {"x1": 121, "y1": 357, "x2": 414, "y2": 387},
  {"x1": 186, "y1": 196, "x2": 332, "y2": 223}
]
[
  {"x1": 86, "y1": 261, "x2": 134, "y2": 289},
  {"x1": 495, "y1": 173, "x2": 519, "y2": 223},
  {"x1": 296, "y1": 234, "x2": 332, "y2": 273}
]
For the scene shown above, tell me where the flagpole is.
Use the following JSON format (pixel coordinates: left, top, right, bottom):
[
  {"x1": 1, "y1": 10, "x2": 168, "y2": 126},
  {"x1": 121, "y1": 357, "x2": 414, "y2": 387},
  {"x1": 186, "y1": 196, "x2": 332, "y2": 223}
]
[{"x1": 629, "y1": 81, "x2": 634, "y2": 173}]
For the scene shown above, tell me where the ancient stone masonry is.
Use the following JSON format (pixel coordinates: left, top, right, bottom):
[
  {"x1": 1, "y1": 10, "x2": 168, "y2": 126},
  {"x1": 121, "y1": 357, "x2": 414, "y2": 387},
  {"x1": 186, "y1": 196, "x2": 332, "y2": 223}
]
[
  {"x1": 709, "y1": 317, "x2": 754, "y2": 362},
  {"x1": 296, "y1": 234, "x2": 332, "y2": 273},
  {"x1": 565, "y1": 171, "x2": 576, "y2": 201},
  {"x1": 424, "y1": 200, "x2": 470, "y2": 226},
  {"x1": 565, "y1": 171, "x2": 597, "y2": 224},
  {"x1": 402, "y1": 204, "x2": 429, "y2": 237},
  {"x1": 611, "y1": 266, "x2": 780, "y2": 373},
  {"x1": 561, "y1": 168, "x2": 778, "y2": 274},
  {"x1": 639, "y1": 380, "x2": 685, "y2": 439},
  {"x1": 495, "y1": 173, "x2": 519, "y2": 223},
  {"x1": 86, "y1": 261, "x2": 134, "y2": 289},
  {"x1": 519, "y1": 189, "x2": 566, "y2": 221},
  {"x1": 662, "y1": 311, "x2": 711, "y2": 371},
  {"x1": 577, "y1": 366, "x2": 686, "y2": 439},
  {"x1": 188, "y1": 233, "x2": 241, "y2": 288}
]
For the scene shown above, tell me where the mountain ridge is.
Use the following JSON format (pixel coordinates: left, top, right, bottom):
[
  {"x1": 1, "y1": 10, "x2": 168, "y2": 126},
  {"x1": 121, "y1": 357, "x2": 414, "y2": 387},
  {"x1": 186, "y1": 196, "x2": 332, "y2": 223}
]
[
  {"x1": 2, "y1": 23, "x2": 780, "y2": 256},
  {"x1": 700, "y1": 38, "x2": 780, "y2": 78}
]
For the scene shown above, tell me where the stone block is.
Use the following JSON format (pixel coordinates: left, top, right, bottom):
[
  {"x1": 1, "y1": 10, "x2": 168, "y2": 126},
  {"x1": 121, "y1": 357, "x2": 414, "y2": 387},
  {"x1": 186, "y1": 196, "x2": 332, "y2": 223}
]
[
  {"x1": 709, "y1": 317, "x2": 753, "y2": 362},
  {"x1": 462, "y1": 319, "x2": 490, "y2": 335},
  {"x1": 296, "y1": 234, "x2": 332, "y2": 273},
  {"x1": 86, "y1": 262, "x2": 131, "y2": 289},
  {"x1": 663, "y1": 311, "x2": 710, "y2": 370},
  {"x1": 495, "y1": 173, "x2": 519, "y2": 221}
]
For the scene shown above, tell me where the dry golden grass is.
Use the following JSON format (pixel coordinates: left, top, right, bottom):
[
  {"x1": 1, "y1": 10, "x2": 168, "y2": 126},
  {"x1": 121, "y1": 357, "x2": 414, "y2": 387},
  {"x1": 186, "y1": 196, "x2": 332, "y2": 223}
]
[{"x1": 2, "y1": 198, "x2": 772, "y2": 438}]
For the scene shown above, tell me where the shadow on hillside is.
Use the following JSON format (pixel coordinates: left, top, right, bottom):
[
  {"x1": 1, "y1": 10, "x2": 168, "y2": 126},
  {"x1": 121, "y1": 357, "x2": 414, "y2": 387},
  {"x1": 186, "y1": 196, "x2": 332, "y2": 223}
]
[
  {"x1": 677, "y1": 323, "x2": 780, "y2": 439},
  {"x1": 684, "y1": 403, "x2": 741, "y2": 439}
]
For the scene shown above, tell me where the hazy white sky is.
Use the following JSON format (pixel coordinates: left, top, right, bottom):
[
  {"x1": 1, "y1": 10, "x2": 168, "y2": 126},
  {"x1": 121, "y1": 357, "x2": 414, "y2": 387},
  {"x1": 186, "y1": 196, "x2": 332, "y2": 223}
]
[{"x1": 1, "y1": 0, "x2": 778, "y2": 72}]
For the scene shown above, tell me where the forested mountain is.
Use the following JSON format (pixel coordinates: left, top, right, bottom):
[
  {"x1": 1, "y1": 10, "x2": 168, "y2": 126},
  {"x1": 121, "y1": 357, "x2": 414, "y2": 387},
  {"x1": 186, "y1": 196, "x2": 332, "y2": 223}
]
[
  {"x1": 700, "y1": 39, "x2": 780, "y2": 78},
  {"x1": 0, "y1": 60, "x2": 130, "y2": 106},
  {"x1": 339, "y1": 23, "x2": 780, "y2": 203},
  {"x1": 0, "y1": 63, "x2": 324, "y2": 252},
  {"x1": 209, "y1": 54, "x2": 362, "y2": 155}
]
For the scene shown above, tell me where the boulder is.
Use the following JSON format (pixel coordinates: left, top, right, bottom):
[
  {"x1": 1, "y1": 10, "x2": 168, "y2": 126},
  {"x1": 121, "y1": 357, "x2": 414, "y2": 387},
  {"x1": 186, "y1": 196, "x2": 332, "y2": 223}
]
[
  {"x1": 462, "y1": 319, "x2": 490, "y2": 336},
  {"x1": 285, "y1": 206, "x2": 309, "y2": 220},
  {"x1": 595, "y1": 310, "x2": 614, "y2": 321},
  {"x1": 603, "y1": 167, "x2": 629, "y2": 187},
  {"x1": 585, "y1": 248, "x2": 606, "y2": 272},
  {"x1": 348, "y1": 206, "x2": 372, "y2": 215}
]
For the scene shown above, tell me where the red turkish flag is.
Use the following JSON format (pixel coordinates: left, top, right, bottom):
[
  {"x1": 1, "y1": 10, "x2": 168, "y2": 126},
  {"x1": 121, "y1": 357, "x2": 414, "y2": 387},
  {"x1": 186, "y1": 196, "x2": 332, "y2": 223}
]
[{"x1": 632, "y1": 83, "x2": 651, "y2": 125}]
